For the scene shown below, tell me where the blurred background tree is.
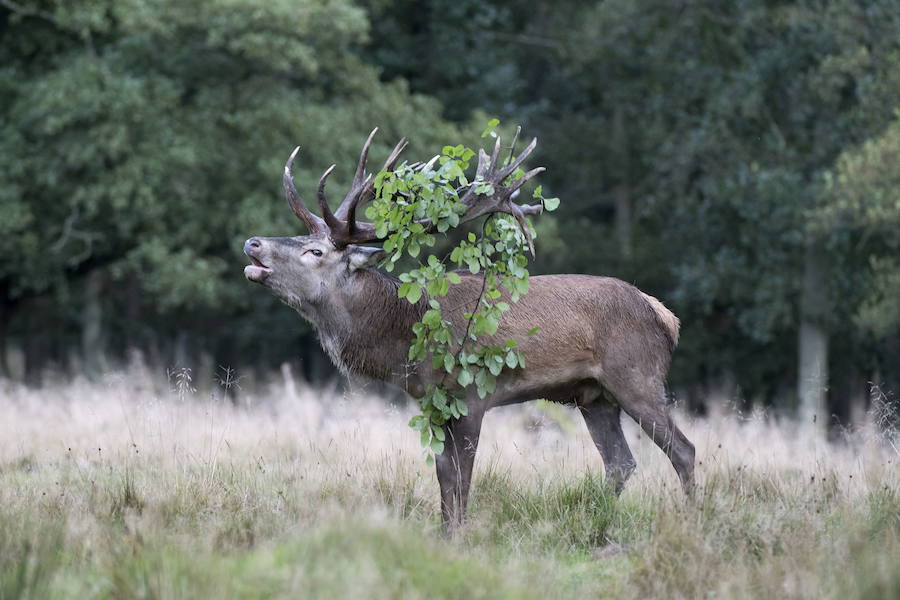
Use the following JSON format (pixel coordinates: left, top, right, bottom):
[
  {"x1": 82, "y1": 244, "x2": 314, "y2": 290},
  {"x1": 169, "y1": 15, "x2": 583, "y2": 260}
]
[
  {"x1": 0, "y1": 0, "x2": 463, "y2": 381},
  {"x1": 3, "y1": 0, "x2": 900, "y2": 431}
]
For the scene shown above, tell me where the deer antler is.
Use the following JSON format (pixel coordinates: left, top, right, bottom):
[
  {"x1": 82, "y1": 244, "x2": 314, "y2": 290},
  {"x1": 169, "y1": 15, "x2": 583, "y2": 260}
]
[
  {"x1": 284, "y1": 130, "x2": 544, "y2": 253},
  {"x1": 307, "y1": 128, "x2": 409, "y2": 246},
  {"x1": 453, "y1": 135, "x2": 544, "y2": 255},
  {"x1": 284, "y1": 146, "x2": 327, "y2": 234}
]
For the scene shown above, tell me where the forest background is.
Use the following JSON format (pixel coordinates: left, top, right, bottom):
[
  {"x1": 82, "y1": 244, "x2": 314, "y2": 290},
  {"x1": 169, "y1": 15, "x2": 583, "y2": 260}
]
[{"x1": 4, "y1": 0, "x2": 900, "y2": 430}]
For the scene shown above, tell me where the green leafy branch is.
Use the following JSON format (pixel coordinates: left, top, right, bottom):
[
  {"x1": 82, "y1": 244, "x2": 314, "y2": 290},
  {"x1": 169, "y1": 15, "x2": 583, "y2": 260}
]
[{"x1": 367, "y1": 123, "x2": 558, "y2": 461}]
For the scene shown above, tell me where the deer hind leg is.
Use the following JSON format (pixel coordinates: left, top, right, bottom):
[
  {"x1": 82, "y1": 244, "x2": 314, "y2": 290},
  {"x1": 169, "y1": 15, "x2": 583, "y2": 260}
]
[
  {"x1": 609, "y1": 380, "x2": 695, "y2": 493},
  {"x1": 435, "y1": 406, "x2": 485, "y2": 534},
  {"x1": 578, "y1": 398, "x2": 636, "y2": 494}
]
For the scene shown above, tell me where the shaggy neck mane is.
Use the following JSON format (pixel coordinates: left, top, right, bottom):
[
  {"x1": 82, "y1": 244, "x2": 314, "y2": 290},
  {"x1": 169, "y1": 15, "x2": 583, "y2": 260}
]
[{"x1": 307, "y1": 268, "x2": 426, "y2": 383}]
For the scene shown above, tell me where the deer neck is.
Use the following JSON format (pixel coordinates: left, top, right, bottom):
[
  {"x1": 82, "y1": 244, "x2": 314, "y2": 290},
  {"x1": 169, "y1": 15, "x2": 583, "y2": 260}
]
[{"x1": 303, "y1": 269, "x2": 425, "y2": 385}]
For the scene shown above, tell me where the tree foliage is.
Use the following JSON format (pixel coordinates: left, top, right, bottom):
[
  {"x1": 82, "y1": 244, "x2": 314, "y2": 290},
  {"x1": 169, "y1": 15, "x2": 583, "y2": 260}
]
[
  {"x1": 366, "y1": 0, "x2": 900, "y2": 409},
  {"x1": 0, "y1": 0, "x2": 462, "y2": 369},
  {"x1": 4, "y1": 0, "x2": 900, "y2": 417}
]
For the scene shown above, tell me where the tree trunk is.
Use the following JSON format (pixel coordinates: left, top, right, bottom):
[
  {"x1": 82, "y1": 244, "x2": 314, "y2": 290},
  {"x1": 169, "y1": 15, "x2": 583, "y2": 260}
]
[
  {"x1": 24, "y1": 299, "x2": 45, "y2": 385},
  {"x1": 126, "y1": 274, "x2": 141, "y2": 350},
  {"x1": 797, "y1": 244, "x2": 829, "y2": 429},
  {"x1": 0, "y1": 301, "x2": 7, "y2": 379},
  {"x1": 82, "y1": 269, "x2": 105, "y2": 376}
]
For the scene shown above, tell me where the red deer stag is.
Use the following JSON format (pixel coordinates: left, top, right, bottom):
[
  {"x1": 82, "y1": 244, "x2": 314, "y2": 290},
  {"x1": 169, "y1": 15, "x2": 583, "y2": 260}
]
[{"x1": 243, "y1": 130, "x2": 694, "y2": 530}]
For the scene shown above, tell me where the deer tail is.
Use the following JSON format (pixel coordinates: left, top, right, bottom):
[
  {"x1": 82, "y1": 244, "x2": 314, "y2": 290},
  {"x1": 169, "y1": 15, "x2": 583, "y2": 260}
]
[{"x1": 640, "y1": 292, "x2": 680, "y2": 348}]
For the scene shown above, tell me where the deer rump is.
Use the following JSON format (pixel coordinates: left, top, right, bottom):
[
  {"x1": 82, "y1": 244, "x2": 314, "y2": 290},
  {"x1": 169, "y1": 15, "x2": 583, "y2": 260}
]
[{"x1": 432, "y1": 273, "x2": 680, "y2": 407}]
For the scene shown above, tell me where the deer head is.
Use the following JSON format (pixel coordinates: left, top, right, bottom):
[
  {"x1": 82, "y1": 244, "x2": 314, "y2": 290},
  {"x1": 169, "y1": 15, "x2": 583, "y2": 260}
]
[{"x1": 243, "y1": 128, "x2": 544, "y2": 313}]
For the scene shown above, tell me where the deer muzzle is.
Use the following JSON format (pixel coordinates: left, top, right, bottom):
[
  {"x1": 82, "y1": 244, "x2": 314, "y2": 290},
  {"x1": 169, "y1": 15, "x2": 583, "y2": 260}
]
[{"x1": 243, "y1": 238, "x2": 272, "y2": 283}]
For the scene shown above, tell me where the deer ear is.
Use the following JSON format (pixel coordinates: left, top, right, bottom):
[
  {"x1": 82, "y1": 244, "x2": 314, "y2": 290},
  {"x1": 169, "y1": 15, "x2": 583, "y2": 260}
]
[{"x1": 346, "y1": 245, "x2": 385, "y2": 271}]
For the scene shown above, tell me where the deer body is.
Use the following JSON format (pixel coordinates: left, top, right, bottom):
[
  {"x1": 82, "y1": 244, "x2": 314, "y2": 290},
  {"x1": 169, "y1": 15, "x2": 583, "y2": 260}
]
[{"x1": 244, "y1": 131, "x2": 695, "y2": 530}]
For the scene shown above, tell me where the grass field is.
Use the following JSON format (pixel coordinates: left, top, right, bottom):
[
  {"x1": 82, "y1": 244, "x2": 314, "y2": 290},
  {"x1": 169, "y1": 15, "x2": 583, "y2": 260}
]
[{"x1": 1, "y1": 364, "x2": 898, "y2": 599}]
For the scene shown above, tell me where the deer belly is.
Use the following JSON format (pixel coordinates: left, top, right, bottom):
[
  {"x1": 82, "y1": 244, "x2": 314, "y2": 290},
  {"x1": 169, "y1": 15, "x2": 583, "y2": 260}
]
[{"x1": 493, "y1": 360, "x2": 603, "y2": 406}]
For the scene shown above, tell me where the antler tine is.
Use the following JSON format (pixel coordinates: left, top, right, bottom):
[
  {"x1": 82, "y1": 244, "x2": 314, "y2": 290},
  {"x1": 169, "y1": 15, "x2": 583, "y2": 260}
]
[
  {"x1": 471, "y1": 135, "x2": 502, "y2": 184},
  {"x1": 508, "y1": 166, "x2": 545, "y2": 193},
  {"x1": 316, "y1": 164, "x2": 343, "y2": 231},
  {"x1": 356, "y1": 137, "x2": 409, "y2": 208},
  {"x1": 421, "y1": 155, "x2": 440, "y2": 172},
  {"x1": 499, "y1": 137, "x2": 537, "y2": 180},
  {"x1": 345, "y1": 173, "x2": 372, "y2": 235},
  {"x1": 507, "y1": 125, "x2": 522, "y2": 165},
  {"x1": 488, "y1": 135, "x2": 503, "y2": 175},
  {"x1": 382, "y1": 138, "x2": 409, "y2": 172},
  {"x1": 354, "y1": 128, "x2": 378, "y2": 185},
  {"x1": 475, "y1": 148, "x2": 492, "y2": 180},
  {"x1": 283, "y1": 147, "x2": 327, "y2": 233},
  {"x1": 509, "y1": 166, "x2": 544, "y2": 257},
  {"x1": 509, "y1": 202, "x2": 538, "y2": 257},
  {"x1": 335, "y1": 128, "x2": 379, "y2": 220}
]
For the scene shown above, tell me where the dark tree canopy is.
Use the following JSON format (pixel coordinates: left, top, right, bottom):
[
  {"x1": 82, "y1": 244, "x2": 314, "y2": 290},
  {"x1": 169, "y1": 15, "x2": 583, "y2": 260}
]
[{"x1": 3, "y1": 0, "x2": 900, "y2": 423}]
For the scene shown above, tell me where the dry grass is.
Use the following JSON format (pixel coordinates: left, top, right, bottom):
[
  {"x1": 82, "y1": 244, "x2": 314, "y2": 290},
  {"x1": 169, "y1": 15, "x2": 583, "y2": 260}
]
[{"x1": 1, "y1": 363, "x2": 898, "y2": 599}]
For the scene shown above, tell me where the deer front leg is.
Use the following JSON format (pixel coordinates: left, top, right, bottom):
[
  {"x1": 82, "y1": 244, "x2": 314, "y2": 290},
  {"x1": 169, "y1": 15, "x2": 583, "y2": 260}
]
[{"x1": 435, "y1": 407, "x2": 485, "y2": 534}]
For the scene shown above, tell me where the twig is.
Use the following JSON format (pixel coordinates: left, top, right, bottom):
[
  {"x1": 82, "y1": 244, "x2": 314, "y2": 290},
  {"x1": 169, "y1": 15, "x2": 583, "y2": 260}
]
[
  {"x1": 440, "y1": 216, "x2": 495, "y2": 390},
  {"x1": 473, "y1": 28, "x2": 564, "y2": 52},
  {"x1": 51, "y1": 205, "x2": 100, "y2": 264}
]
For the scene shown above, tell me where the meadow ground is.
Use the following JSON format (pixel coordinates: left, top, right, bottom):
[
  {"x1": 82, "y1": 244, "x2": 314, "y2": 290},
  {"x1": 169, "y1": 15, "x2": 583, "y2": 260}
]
[{"x1": 1, "y1": 363, "x2": 898, "y2": 599}]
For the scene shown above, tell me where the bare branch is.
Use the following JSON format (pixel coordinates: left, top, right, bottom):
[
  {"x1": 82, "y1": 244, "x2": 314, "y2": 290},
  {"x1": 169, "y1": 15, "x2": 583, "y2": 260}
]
[{"x1": 51, "y1": 204, "x2": 100, "y2": 264}]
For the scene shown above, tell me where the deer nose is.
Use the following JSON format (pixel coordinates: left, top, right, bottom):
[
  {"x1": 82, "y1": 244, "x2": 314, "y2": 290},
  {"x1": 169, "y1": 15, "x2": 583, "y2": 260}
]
[{"x1": 244, "y1": 237, "x2": 262, "y2": 255}]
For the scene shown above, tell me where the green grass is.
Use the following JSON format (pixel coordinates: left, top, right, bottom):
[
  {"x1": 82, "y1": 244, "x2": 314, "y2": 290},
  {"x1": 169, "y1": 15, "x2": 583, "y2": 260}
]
[{"x1": 0, "y1": 369, "x2": 898, "y2": 599}]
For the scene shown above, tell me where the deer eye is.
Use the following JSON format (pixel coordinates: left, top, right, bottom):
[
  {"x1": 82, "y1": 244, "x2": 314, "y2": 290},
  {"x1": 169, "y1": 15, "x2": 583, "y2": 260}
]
[{"x1": 306, "y1": 248, "x2": 323, "y2": 257}]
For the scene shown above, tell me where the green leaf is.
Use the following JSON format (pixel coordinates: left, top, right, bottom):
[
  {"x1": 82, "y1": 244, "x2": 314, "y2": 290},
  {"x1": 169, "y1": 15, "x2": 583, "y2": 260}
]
[
  {"x1": 543, "y1": 196, "x2": 560, "y2": 211},
  {"x1": 457, "y1": 369, "x2": 474, "y2": 387},
  {"x1": 406, "y1": 284, "x2": 422, "y2": 304},
  {"x1": 446, "y1": 272, "x2": 462, "y2": 284},
  {"x1": 481, "y1": 118, "x2": 500, "y2": 138},
  {"x1": 483, "y1": 314, "x2": 500, "y2": 335}
]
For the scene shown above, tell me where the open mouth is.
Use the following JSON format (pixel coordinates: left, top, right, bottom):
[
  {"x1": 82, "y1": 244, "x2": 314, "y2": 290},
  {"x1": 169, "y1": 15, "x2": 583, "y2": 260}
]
[{"x1": 244, "y1": 256, "x2": 272, "y2": 283}]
